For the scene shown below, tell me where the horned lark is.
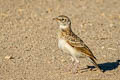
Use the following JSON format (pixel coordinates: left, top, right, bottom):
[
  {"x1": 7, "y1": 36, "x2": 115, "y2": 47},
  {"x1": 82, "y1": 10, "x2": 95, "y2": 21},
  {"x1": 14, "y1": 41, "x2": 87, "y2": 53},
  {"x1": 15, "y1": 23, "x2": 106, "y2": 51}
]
[{"x1": 53, "y1": 15, "x2": 102, "y2": 73}]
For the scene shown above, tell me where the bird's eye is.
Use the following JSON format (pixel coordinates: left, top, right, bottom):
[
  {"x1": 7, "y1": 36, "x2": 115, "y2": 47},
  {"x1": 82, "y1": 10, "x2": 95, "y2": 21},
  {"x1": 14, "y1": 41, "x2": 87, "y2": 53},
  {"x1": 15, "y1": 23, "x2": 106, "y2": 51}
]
[
  {"x1": 61, "y1": 19, "x2": 64, "y2": 21},
  {"x1": 61, "y1": 19, "x2": 66, "y2": 22}
]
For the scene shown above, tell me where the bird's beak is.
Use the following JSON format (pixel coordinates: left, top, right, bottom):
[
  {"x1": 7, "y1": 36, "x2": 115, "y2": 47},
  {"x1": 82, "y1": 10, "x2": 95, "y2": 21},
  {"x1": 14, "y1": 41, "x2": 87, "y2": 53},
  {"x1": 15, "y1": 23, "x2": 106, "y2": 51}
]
[{"x1": 53, "y1": 17, "x2": 60, "y2": 21}]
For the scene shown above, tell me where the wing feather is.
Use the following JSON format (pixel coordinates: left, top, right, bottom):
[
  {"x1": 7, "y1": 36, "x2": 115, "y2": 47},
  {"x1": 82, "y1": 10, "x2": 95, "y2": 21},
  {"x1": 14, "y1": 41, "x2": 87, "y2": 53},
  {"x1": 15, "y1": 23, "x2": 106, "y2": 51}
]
[{"x1": 65, "y1": 33, "x2": 97, "y2": 60}]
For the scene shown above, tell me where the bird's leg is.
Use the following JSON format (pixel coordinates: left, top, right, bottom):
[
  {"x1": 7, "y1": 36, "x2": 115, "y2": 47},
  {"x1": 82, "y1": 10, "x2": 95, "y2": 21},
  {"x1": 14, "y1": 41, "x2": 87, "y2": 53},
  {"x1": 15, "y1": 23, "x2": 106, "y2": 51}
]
[
  {"x1": 72, "y1": 57, "x2": 80, "y2": 73},
  {"x1": 71, "y1": 56, "x2": 75, "y2": 62},
  {"x1": 67, "y1": 57, "x2": 75, "y2": 72}
]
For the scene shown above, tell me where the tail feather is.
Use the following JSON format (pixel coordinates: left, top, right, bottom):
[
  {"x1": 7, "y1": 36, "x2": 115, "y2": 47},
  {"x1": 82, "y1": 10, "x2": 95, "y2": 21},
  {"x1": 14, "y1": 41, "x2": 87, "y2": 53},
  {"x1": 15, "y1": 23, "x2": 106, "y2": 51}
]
[{"x1": 89, "y1": 57, "x2": 103, "y2": 72}]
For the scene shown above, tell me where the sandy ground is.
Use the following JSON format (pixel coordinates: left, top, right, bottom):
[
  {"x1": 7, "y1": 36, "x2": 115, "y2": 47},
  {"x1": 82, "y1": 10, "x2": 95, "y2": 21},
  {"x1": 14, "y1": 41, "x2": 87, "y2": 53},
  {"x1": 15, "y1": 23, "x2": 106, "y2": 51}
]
[{"x1": 0, "y1": 0, "x2": 120, "y2": 80}]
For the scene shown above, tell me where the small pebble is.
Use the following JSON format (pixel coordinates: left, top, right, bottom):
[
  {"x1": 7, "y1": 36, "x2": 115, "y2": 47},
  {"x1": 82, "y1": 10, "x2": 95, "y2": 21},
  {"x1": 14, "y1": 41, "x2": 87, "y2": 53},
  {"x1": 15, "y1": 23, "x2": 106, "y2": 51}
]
[
  {"x1": 61, "y1": 59, "x2": 66, "y2": 63},
  {"x1": 110, "y1": 24, "x2": 114, "y2": 27},
  {"x1": 108, "y1": 48, "x2": 116, "y2": 50},
  {"x1": 101, "y1": 46, "x2": 105, "y2": 49},
  {"x1": 5, "y1": 55, "x2": 13, "y2": 60},
  {"x1": 103, "y1": 55, "x2": 106, "y2": 57}
]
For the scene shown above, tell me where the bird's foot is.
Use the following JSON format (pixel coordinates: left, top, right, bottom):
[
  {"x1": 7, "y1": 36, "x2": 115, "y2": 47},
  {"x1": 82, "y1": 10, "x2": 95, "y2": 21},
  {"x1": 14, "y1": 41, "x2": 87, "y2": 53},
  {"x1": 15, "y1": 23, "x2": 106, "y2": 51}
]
[
  {"x1": 78, "y1": 66, "x2": 96, "y2": 73},
  {"x1": 86, "y1": 65, "x2": 103, "y2": 72},
  {"x1": 79, "y1": 65, "x2": 103, "y2": 73}
]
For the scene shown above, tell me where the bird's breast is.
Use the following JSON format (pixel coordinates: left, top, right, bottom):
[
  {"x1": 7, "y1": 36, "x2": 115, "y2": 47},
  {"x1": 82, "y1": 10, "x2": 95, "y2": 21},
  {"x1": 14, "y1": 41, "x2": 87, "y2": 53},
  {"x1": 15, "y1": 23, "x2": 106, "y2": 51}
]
[
  {"x1": 58, "y1": 39, "x2": 76, "y2": 54},
  {"x1": 58, "y1": 39, "x2": 66, "y2": 49},
  {"x1": 58, "y1": 39, "x2": 67, "y2": 50}
]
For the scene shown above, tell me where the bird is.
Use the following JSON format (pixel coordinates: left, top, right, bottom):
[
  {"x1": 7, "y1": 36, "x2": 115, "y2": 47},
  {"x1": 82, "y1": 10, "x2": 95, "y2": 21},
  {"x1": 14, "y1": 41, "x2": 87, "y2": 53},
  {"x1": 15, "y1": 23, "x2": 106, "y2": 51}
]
[{"x1": 53, "y1": 15, "x2": 103, "y2": 73}]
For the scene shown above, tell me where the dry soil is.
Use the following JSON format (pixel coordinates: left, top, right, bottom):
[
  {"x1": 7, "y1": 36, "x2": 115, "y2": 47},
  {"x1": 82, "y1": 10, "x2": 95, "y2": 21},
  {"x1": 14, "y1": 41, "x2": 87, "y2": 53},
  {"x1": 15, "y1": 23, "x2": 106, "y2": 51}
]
[{"x1": 0, "y1": 0, "x2": 120, "y2": 80}]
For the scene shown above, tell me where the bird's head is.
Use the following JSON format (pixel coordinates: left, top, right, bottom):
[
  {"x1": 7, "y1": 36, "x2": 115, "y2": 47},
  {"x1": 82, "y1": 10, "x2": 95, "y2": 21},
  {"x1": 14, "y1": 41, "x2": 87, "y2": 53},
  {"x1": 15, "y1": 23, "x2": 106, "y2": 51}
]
[{"x1": 53, "y1": 15, "x2": 71, "y2": 30}]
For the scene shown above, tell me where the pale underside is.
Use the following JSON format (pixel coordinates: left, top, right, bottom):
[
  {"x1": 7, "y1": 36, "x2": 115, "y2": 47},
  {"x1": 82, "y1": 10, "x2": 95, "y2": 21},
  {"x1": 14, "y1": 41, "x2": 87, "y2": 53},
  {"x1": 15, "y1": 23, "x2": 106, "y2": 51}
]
[{"x1": 58, "y1": 38, "x2": 86, "y2": 63}]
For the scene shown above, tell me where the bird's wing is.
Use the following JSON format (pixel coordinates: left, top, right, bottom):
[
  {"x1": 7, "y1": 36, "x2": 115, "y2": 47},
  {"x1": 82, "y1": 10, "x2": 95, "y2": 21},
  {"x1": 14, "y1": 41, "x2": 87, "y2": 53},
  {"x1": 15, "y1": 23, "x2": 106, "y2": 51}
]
[{"x1": 65, "y1": 33, "x2": 97, "y2": 60}]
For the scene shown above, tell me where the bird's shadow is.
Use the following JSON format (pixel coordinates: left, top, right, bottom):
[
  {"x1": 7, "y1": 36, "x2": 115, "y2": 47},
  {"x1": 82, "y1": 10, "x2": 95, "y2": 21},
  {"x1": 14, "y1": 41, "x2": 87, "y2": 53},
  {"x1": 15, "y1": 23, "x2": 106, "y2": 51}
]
[{"x1": 87, "y1": 60, "x2": 120, "y2": 72}]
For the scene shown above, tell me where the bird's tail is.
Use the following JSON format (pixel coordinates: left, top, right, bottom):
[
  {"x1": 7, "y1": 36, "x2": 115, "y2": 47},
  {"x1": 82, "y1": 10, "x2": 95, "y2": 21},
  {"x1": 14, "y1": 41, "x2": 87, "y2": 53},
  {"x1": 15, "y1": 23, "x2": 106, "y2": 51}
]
[{"x1": 89, "y1": 57, "x2": 103, "y2": 72}]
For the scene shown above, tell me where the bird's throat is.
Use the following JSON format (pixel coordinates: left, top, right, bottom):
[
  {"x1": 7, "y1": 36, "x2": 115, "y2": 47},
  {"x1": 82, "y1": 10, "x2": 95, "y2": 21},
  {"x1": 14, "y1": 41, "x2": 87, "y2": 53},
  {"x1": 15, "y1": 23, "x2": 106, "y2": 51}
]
[
  {"x1": 59, "y1": 25, "x2": 71, "y2": 32},
  {"x1": 60, "y1": 25, "x2": 68, "y2": 29}
]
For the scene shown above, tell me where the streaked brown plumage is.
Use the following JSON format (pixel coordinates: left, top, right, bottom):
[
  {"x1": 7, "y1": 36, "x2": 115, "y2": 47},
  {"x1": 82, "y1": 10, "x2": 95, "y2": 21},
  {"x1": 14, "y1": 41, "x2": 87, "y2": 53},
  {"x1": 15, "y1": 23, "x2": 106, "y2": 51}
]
[{"x1": 53, "y1": 15, "x2": 102, "y2": 72}]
